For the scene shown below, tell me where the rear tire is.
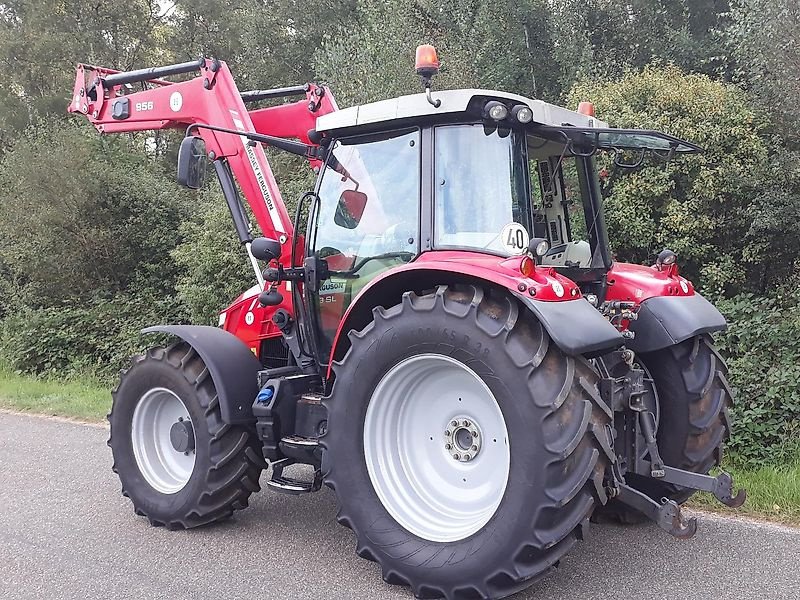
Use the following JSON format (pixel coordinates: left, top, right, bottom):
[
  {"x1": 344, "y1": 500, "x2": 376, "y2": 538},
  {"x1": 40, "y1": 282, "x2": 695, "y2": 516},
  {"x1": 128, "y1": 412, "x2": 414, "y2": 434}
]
[
  {"x1": 597, "y1": 334, "x2": 732, "y2": 523},
  {"x1": 633, "y1": 333, "x2": 733, "y2": 503},
  {"x1": 322, "y1": 285, "x2": 613, "y2": 599},
  {"x1": 108, "y1": 342, "x2": 263, "y2": 529}
]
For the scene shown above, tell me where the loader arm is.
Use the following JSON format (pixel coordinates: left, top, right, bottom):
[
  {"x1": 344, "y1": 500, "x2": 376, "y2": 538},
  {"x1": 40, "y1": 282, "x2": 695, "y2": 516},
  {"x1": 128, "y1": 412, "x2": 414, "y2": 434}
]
[{"x1": 68, "y1": 58, "x2": 337, "y2": 261}]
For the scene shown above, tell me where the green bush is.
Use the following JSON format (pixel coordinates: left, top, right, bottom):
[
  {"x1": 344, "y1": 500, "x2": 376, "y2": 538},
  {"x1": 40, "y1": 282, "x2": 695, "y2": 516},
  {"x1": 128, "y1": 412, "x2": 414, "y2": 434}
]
[
  {"x1": 0, "y1": 293, "x2": 183, "y2": 382},
  {"x1": 716, "y1": 293, "x2": 800, "y2": 466}
]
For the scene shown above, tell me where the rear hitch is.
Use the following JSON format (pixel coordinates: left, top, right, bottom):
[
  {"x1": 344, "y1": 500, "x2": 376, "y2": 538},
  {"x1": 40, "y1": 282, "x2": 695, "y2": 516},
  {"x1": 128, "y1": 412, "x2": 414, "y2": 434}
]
[
  {"x1": 615, "y1": 483, "x2": 698, "y2": 539},
  {"x1": 657, "y1": 466, "x2": 747, "y2": 508}
]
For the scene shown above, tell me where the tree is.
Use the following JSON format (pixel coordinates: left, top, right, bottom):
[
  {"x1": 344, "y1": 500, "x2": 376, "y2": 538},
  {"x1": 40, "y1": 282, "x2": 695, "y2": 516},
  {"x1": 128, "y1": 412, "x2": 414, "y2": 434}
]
[
  {"x1": 568, "y1": 65, "x2": 799, "y2": 296},
  {"x1": 0, "y1": 120, "x2": 189, "y2": 309},
  {"x1": 0, "y1": 1, "x2": 168, "y2": 149},
  {"x1": 728, "y1": 0, "x2": 800, "y2": 143}
]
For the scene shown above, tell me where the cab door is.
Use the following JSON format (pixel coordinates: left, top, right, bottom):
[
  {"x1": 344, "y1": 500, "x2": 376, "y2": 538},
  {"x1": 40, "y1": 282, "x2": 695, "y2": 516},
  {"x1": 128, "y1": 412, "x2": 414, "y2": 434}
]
[{"x1": 308, "y1": 128, "x2": 421, "y2": 358}]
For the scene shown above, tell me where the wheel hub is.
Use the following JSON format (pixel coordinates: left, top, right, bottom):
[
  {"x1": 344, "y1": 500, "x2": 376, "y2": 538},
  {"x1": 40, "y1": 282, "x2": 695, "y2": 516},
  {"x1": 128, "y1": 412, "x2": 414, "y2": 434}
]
[
  {"x1": 131, "y1": 387, "x2": 196, "y2": 494},
  {"x1": 363, "y1": 354, "x2": 510, "y2": 543},
  {"x1": 170, "y1": 418, "x2": 195, "y2": 453},
  {"x1": 444, "y1": 417, "x2": 481, "y2": 461}
]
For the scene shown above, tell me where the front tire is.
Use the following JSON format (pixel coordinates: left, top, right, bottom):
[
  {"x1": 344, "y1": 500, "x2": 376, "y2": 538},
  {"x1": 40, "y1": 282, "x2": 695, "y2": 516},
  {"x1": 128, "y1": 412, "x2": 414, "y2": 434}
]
[
  {"x1": 108, "y1": 342, "x2": 263, "y2": 529},
  {"x1": 322, "y1": 285, "x2": 613, "y2": 599}
]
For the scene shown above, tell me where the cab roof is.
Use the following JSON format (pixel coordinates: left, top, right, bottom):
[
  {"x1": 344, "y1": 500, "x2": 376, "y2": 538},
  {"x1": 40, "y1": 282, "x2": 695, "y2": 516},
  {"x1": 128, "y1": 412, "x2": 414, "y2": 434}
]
[{"x1": 315, "y1": 88, "x2": 609, "y2": 133}]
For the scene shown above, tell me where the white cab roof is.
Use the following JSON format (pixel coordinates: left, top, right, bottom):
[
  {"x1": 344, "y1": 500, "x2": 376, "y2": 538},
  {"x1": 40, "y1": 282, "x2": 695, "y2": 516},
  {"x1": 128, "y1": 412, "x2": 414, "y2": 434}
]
[{"x1": 315, "y1": 88, "x2": 609, "y2": 132}]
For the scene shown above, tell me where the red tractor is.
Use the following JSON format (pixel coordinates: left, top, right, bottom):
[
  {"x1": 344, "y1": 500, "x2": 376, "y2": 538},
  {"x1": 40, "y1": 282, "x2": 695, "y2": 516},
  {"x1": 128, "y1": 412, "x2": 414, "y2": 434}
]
[{"x1": 70, "y1": 47, "x2": 744, "y2": 600}]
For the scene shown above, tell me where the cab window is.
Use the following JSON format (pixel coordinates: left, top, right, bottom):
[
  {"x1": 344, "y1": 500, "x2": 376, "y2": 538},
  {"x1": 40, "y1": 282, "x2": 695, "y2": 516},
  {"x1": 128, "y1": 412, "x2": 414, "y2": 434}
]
[{"x1": 310, "y1": 129, "x2": 420, "y2": 353}]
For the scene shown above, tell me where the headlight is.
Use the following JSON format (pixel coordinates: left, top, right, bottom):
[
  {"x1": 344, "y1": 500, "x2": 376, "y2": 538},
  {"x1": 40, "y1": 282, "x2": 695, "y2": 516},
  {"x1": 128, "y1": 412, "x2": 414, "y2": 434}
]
[
  {"x1": 512, "y1": 105, "x2": 533, "y2": 123},
  {"x1": 529, "y1": 237, "x2": 549, "y2": 257},
  {"x1": 484, "y1": 100, "x2": 508, "y2": 121}
]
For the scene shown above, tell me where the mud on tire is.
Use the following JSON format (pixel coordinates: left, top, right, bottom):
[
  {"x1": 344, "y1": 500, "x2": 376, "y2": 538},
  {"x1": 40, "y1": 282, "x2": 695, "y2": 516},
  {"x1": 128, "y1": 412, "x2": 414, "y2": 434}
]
[
  {"x1": 108, "y1": 341, "x2": 263, "y2": 529},
  {"x1": 321, "y1": 284, "x2": 614, "y2": 600}
]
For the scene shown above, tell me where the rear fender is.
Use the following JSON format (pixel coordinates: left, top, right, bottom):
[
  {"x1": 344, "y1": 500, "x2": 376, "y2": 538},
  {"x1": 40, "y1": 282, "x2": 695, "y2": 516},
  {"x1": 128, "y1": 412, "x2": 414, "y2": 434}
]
[
  {"x1": 327, "y1": 262, "x2": 623, "y2": 376},
  {"x1": 142, "y1": 325, "x2": 261, "y2": 425},
  {"x1": 627, "y1": 293, "x2": 727, "y2": 354}
]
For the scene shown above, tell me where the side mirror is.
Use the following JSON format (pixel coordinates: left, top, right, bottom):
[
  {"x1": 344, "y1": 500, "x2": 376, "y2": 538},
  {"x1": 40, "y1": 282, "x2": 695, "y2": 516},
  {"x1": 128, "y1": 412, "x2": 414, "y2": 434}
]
[
  {"x1": 177, "y1": 136, "x2": 207, "y2": 189},
  {"x1": 334, "y1": 189, "x2": 368, "y2": 229},
  {"x1": 250, "y1": 237, "x2": 282, "y2": 261}
]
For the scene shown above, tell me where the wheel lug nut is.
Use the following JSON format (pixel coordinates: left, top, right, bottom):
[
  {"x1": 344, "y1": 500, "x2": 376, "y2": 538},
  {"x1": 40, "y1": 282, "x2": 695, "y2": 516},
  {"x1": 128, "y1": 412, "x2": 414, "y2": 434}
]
[
  {"x1": 445, "y1": 443, "x2": 452, "y2": 450},
  {"x1": 463, "y1": 420, "x2": 471, "y2": 427},
  {"x1": 471, "y1": 445, "x2": 478, "y2": 451},
  {"x1": 471, "y1": 430, "x2": 478, "y2": 437},
  {"x1": 453, "y1": 453, "x2": 460, "y2": 460},
  {"x1": 445, "y1": 430, "x2": 451, "y2": 436},
  {"x1": 451, "y1": 420, "x2": 458, "y2": 427}
]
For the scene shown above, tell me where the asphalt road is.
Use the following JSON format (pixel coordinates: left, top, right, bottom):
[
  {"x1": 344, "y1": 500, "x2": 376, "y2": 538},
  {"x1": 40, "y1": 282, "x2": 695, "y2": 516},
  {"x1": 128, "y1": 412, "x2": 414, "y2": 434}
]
[{"x1": 1, "y1": 411, "x2": 799, "y2": 600}]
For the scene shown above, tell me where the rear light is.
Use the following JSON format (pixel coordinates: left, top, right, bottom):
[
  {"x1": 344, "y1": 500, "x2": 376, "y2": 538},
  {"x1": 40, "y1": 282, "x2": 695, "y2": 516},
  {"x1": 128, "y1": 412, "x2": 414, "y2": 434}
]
[{"x1": 520, "y1": 256, "x2": 535, "y2": 277}]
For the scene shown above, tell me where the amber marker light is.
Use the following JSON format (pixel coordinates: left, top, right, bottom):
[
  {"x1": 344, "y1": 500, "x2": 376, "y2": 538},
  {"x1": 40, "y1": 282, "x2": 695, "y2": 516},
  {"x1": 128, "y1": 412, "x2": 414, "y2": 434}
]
[
  {"x1": 520, "y1": 255, "x2": 535, "y2": 278},
  {"x1": 577, "y1": 101, "x2": 596, "y2": 117}
]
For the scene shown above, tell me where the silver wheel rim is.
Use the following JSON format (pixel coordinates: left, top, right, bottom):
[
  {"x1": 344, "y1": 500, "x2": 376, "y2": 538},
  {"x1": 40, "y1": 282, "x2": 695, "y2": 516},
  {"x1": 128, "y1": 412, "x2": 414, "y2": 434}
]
[
  {"x1": 131, "y1": 387, "x2": 196, "y2": 494},
  {"x1": 363, "y1": 354, "x2": 510, "y2": 543}
]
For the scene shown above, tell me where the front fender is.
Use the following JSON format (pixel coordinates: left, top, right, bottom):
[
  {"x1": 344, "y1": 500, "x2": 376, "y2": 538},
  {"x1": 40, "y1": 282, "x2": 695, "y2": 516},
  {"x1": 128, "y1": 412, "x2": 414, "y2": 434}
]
[
  {"x1": 142, "y1": 325, "x2": 262, "y2": 425},
  {"x1": 627, "y1": 293, "x2": 727, "y2": 354}
]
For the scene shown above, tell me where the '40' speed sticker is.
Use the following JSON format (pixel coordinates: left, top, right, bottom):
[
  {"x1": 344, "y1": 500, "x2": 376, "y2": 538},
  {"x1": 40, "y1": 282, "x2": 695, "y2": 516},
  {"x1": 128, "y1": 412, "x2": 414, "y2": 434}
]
[{"x1": 500, "y1": 222, "x2": 530, "y2": 255}]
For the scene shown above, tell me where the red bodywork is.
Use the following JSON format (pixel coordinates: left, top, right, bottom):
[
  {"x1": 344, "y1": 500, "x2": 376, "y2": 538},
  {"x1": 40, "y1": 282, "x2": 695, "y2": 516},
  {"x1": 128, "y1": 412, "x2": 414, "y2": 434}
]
[{"x1": 69, "y1": 59, "x2": 695, "y2": 368}]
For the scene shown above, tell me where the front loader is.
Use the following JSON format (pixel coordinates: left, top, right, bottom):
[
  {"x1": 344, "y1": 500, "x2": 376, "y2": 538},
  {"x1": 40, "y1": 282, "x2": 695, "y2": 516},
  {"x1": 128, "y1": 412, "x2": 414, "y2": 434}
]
[{"x1": 69, "y1": 47, "x2": 744, "y2": 600}]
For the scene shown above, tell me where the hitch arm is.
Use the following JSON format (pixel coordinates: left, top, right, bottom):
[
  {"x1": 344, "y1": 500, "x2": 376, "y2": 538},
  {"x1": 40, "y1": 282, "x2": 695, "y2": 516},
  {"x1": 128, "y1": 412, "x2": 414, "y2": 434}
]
[
  {"x1": 659, "y1": 466, "x2": 747, "y2": 508},
  {"x1": 616, "y1": 483, "x2": 698, "y2": 539}
]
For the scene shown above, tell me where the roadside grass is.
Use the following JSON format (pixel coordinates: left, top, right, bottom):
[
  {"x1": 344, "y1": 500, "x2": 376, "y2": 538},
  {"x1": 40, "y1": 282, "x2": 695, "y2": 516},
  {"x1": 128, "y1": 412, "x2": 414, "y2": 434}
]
[
  {"x1": 689, "y1": 459, "x2": 800, "y2": 526},
  {"x1": 0, "y1": 368, "x2": 798, "y2": 526},
  {"x1": 0, "y1": 367, "x2": 109, "y2": 422}
]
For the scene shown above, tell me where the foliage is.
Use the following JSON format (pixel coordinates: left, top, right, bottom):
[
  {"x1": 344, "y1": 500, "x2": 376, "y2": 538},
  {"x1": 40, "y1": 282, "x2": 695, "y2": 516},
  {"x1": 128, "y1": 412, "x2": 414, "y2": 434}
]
[
  {"x1": 715, "y1": 293, "x2": 800, "y2": 467},
  {"x1": 0, "y1": 120, "x2": 189, "y2": 309},
  {"x1": 568, "y1": 66, "x2": 800, "y2": 296},
  {"x1": 172, "y1": 189, "x2": 254, "y2": 325},
  {"x1": 0, "y1": 292, "x2": 182, "y2": 381},
  {"x1": 727, "y1": 0, "x2": 800, "y2": 144},
  {"x1": 0, "y1": 0, "x2": 168, "y2": 151}
]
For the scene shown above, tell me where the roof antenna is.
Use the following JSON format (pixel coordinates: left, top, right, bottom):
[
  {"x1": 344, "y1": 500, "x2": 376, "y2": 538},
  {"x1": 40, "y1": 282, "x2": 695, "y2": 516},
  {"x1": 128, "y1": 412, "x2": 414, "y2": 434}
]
[{"x1": 415, "y1": 45, "x2": 441, "y2": 108}]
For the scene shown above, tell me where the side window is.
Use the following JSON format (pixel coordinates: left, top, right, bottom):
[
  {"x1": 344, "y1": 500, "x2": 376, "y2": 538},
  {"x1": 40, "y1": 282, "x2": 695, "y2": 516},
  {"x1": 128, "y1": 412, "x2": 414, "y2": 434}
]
[
  {"x1": 311, "y1": 129, "x2": 420, "y2": 352},
  {"x1": 529, "y1": 154, "x2": 592, "y2": 268},
  {"x1": 433, "y1": 124, "x2": 531, "y2": 253}
]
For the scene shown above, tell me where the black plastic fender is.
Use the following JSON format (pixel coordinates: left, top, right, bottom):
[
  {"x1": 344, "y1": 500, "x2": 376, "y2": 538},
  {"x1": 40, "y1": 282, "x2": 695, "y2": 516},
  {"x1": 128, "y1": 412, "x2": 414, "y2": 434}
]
[
  {"x1": 627, "y1": 293, "x2": 727, "y2": 354},
  {"x1": 514, "y1": 294, "x2": 624, "y2": 356},
  {"x1": 142, "y1": 325, "x2": 262, "y2": 425}
]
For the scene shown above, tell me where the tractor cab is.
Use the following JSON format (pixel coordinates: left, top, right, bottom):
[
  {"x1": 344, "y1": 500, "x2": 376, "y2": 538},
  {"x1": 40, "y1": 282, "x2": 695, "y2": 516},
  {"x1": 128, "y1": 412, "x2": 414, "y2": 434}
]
[{"x1": 308, "y1": 87, "x2": 702, "y2": 354}]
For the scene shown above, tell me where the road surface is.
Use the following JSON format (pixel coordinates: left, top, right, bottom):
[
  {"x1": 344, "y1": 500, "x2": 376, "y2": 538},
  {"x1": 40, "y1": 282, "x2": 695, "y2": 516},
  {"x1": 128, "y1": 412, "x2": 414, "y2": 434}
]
[{"x1": 0, "y1": 410, "x2": 798, "y2": 599}]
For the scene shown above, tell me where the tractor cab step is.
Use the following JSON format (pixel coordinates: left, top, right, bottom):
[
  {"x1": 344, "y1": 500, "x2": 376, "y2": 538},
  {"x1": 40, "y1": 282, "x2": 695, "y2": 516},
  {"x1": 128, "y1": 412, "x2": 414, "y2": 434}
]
[{"x1": 265, "y1": 459, "x2": 322, "y2": 495}]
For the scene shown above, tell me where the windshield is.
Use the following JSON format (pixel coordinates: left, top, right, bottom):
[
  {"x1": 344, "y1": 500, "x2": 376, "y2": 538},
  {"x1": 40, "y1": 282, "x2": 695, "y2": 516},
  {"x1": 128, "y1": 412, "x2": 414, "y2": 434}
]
[{"x1": 434, "y1": 124, "x2": 532, "y2": 254}]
